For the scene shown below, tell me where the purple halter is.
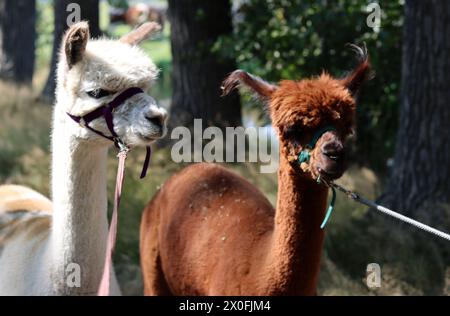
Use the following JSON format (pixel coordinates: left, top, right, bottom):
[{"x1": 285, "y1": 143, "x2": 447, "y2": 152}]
[{"x1": 67, "y1": 87, "x2": 151, "y2": 178}]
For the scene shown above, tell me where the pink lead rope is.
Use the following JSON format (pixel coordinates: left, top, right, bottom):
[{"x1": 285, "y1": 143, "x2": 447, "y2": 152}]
[
  {"x1": 97, "y1": 149, "x2": 128, "y2": 296},
  {"x1": 97, "y1": 145, "x2": 151, "y2": 296}
]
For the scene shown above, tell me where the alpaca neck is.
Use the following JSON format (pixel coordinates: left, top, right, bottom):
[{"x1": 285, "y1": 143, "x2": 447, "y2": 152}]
[
  {"x1": 50, "y1": 109, "x2": 109, "y2": 295},
  {"x1": 265, "y1": 151, "x2": 328, "y2": 295}
]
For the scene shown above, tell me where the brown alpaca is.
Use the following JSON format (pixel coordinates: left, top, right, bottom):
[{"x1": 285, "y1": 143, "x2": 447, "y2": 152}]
[{"x1": 140, "y1": 46, "x2": 372, "y2": 295}]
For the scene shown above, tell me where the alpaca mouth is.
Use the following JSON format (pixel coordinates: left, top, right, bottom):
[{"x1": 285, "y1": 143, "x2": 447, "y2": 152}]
[{"x1": 317, "y1": 167, "x2": 343, "y2": 180}]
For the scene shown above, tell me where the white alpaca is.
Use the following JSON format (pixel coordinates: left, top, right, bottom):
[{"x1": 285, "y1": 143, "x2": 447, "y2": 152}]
[{"x1": 0, "y1": 22, "x2": 167, "y2": 295}]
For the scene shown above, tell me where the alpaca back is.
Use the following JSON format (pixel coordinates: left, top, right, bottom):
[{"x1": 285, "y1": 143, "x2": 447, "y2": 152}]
[
  {"x1": 0, "y1": 184, "x2": 52, "y2": 253},
  {"x1": 0, "y1": 185, "x2": 53, "y2": 295}
]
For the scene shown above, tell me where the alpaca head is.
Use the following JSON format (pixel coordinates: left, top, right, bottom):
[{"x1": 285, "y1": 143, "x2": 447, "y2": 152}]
[
  {"x1": 55, "y1": 21, "x2": 167, "y2": 147},
  {"x1": 222, "y1": 45, "x2": 372, "y2": 181}
]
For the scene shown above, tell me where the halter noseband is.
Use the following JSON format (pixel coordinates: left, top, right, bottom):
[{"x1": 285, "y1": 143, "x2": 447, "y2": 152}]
[
  {"x1": 297, "y1": 125, "x2": 337, "y2": 229},
  {"x1": 297, "y1": 125, "x2": 336, "y2": 164},
  {"x1": 67, "y1": 87, "x2": 151, "y2": 178}
]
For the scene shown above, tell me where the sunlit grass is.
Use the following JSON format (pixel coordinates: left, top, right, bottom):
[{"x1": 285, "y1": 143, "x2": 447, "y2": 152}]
[{"x1": 0, "y1": 82, "x2": 52, "y2": 196}]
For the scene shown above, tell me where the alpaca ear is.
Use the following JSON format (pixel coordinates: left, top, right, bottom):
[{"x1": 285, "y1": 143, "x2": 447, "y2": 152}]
[
  {"x1": 64, "y1": 21, "x2": 90, "y2": 69},
  {"x1": 341, "y1": 44, "x2": 374, "y2": 96},
  {"x1": 120, "y1": 22, "x2": 161, "y2": 45},
  {"x1": 222, "y1": 70, "x2": 277, "y2": 101}
]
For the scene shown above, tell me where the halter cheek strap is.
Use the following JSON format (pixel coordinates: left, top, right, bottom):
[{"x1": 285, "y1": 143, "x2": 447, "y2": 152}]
[
  {"x1": 297, "y1": 125, "x2": 337, "y2": 229},
  {"x1": 66, "y1": 87, "x2": 151, "y2": 178}
]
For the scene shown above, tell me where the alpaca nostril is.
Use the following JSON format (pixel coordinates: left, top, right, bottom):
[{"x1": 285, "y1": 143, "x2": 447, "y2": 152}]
[
  {"x1": 322, "y1": 150, "x2": 344, "y2": 161},
  {"x1": 321, "y1": 142, "x2": 344, "y2": 161},
  {"x1": 323, "y1": 152, "x2": 341, "y2": 161},
  {"x1": 145, "y1": 115, "x2": 163, "y2": 129}
]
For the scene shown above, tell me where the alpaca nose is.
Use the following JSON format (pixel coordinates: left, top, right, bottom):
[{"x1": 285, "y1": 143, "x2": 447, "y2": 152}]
[
  {"x1": 321, "y1": 141, "x2": 344, "y2": 162},
  {"x1": 145, "y1": 115, "x2": 163, "y2": 128},
  {"x1": 145, "y1": 110, "x2": 167, "y2": 129}
]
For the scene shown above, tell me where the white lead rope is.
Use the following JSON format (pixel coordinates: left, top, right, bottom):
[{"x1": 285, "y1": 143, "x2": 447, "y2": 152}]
[{"x1": 327, "y1": 181, "x2": 450, "y2": 242}]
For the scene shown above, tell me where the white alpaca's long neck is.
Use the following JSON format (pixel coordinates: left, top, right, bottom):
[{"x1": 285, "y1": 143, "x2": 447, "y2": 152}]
[{"x1": 49, "y1": 108, "x2": 109, "y2": 295}]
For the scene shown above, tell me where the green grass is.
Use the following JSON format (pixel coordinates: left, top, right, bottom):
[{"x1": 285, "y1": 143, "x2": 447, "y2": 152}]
[
  {"x1": 0, "y1": 82, "x2": 52, "y2": 194},
  {"x1": 142, "y1": 37, "x2": 171, "y2": 68}
]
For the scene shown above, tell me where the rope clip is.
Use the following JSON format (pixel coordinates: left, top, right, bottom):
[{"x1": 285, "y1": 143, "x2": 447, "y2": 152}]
[{"x1": 115, "y1": 138, "x2": 129, "y2": 154}]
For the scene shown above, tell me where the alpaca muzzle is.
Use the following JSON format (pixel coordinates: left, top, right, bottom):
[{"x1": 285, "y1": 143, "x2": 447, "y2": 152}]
[
  {"x1": 297, "y1": 125, "x2": 337, "y2": 167},
  {"x1": 296, "y1": 125, "x2": 340, "y2": 228},
  {"x1": 317, "y1": 139, "x2": 346, "y2": 180}
]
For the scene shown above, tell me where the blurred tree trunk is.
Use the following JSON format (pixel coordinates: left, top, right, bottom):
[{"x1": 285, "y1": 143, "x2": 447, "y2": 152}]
[
  {"x1": 0, "y1": 0, "x2": 36, "y2": 84},
  {"x1": 381, "y1": 0, "x2": 450, "y2": 221},
  {"x1": 167, "y1": 0, "x2": 241, "y2": 134},
  {"x1": 42, "y1": 0, "x2": 100, "y2": 103}
]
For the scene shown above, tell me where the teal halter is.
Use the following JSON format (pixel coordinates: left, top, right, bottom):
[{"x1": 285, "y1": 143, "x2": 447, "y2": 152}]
[
  {"x1": 297, "y1": 125, "x2": 336, "y2": 164},
  {"x1": 297, "y1": 125, "x2": 337, "y2": 229}
]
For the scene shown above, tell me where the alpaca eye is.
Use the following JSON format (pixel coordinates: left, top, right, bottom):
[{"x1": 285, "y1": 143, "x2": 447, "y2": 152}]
[{"x1": 86, "y1": 89, "x2": 113, "y2": 99}]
